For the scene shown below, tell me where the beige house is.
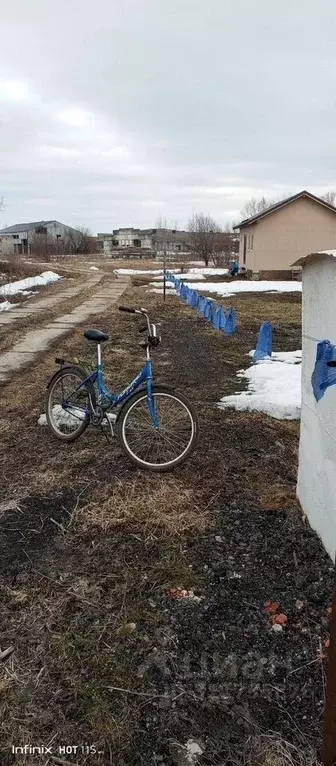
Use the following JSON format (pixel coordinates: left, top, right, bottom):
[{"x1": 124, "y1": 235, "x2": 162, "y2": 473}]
[{"x1": 234, "y1": 191, "x2": 336, "y2": 279}]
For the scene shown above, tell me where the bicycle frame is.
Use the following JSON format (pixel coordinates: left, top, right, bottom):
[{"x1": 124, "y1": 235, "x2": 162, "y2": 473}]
[{"x1": 64, "y1": 344, "x2": 160, "y2": 427}]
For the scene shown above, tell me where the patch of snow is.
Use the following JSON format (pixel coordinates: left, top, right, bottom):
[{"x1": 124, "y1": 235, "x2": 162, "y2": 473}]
[
  {"x1": 0, "y1": 270, "x2": 61, "y2": 297},
  {"x1": 114, "y1": 268, "x2": 164, "y2": 276},
  {"x1": 89, "y1": 266, "x2": 99, "y2": 270},
  {"x1": 187, "y1": 267, "x2": 229, "y2": 275},
  {"x1": 154, "y1": 272, "x2": 206, "y2": 282},
  {"x1": 248, "y1": 350, "x2": 302, "y2": 364},
  {"x1": 150, "y1": 281, "x2": 177, "y2": 288},
  {"x1": 316, "y1": 250, "x2": 336, "y2": 257},
  {"x1": 177, "y1": 273, "x2": 206, "y2": 280},
  {"x1": 149, "y1": 287, "x2": 176, "y2": 295},
  {"x1": 187, "y1": 260, "x2": 206, "y2": 266},
  {"x1": 39, "y1": 406, "x2": 117, "y2": 427},
  {"x1": 218, "y1": 351, "x2": 302, "y2": 420},
  {"x1": 184, "y1": 280, "x2": 302, "y2": 296},
  {"x1": 0, "y1": 300, "x2": 14, "y2": 312},
  {"x1": 206, "y1": 293, "x2": 234, "y2": 299}
]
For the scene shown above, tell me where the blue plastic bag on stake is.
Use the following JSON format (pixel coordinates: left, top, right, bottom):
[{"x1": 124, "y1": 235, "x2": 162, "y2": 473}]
[
  {"x1": 225, "y1": 307, "x2": 237, "y2": 335},
  {"x1": 197, "y1": 295, "x2": 206, "y2": 313},
  {"x1": 186, "y1": 288, "x2": 194, "y2": 306},
  {"x1": 213, "y1": 306, "x2": 226, "y2": 330},
  {"x1": 311, "y1": 340, "x2": 336, "y2": 402},
  {"x1": 253, "y1": 321, "x2": 272, "y2": 362},
  {"x1": 191, "y1": 290, "x2": 199, "y2": 308},
  {"x1": 203, "y1": 300, "x2": 214, "y2": 322}
]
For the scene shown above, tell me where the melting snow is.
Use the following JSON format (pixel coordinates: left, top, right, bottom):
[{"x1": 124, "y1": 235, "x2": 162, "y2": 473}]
[
  {"x1": 218, "y1": 350, "x2": 301, "y2": 420},
  {"x1": 0, "y1": 300, "x2": 14, "y2": 312},
  {"x1": 184, "y1": 280, "x2": 302, "y2": 296},
  {"x1": 187, "y1": 267, "x2": 229, "y2": 275},
  {"x1": 39, "y1": 406, "x2": 117, "y2": 427},
  {"x1": 0, "y1": 271, "x2": 61, "y2": 297}
]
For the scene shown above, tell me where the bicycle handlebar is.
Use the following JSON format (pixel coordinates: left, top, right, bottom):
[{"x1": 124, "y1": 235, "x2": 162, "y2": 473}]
[
  {"x1": 119, "y1": 306, "x2": 136, "y2": 314},
  {"x1": 118, "y1": 306, "x2": 148, "y2": 315}
]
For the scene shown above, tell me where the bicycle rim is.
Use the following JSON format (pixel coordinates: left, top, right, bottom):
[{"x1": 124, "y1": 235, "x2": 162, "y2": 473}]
[
  {"x1": 120, "y1": 392, "x2": 196, "y2": 468},
  {"x1": 48, "y1": 371, "x2": 90, "y2": 438}
]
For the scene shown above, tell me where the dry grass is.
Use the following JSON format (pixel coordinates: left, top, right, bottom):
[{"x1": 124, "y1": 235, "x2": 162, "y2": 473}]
[
  {"x1": 75, "y1": 476, "x2": 210, "y2": 539},
  {"x1": 130, "y1": 275, "x2": 156, "y2": 286},
  {"x1": 255, "y1": 483, "x2": 300, "y2": 512},
  {"x1": 0, "y1": 257, "x2": 41, "y2": 281},
  {"x1": 241, "y1": 733, "x2": 321, "y2": 766},
  {"x1": 0, "y1": 279, "x2": 312, "y2": 765}
]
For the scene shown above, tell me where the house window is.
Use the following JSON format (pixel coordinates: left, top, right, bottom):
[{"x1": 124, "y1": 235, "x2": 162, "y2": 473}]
[
  {"x1": 12, "y1": 235, "x2": 19, "y2": 239},
  {"x1": 243, "y1": 235, "x2": 247, "y2": 264},
  {"x1": 250, "y1": 234, "x2": 254, "y2": 251}
]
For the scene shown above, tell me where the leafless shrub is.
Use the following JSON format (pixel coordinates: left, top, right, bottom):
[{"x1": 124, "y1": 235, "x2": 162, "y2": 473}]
[
  {"x1": 187, "y1": 213, "x2": 221, "y2": 267},
  {"x1": 64, "y1": 227, "x2": 97, "y2": 255},
  {"x1": 322, "y1": 191, "x2": 336, "y2": 207},
  {"x1": 240, "y1": 196, "x2": 279, "y2": 220},
  {"x1": 178, "y1": 261, "x2": 188, "y2": 273},
  {"x1": 0, "y1": 257, "x2": 39, "y2": 280}
]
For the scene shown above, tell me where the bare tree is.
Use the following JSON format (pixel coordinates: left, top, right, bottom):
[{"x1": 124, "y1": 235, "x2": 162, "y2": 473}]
[
  {"x1": 212, "y1": 231, "x2": 239, "y2": 268},
  {"x1": 64, "y1": 227, "x2": 96, "y2": 255},
  {"x1": 187, "y1": 213, "x2": 221, "y2": 267},
  {"x1": 154, "y1": 215, "x2": 168, "y2": 230},
  {"x1": 29, "y1": 231, "x2": 56, "y2": 261},
  {"x1": 240, "y1": 195, "x2": 278, "y2": 220},
  {"x1": 322, "y1": 191, "x2": 336, "y2": 207}
]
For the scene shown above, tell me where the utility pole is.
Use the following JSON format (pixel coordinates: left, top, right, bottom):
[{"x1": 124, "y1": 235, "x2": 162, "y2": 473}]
[
  {"x1": 163, "y1": 246, "x2": 167, "y2": 303},
  {"x1": 323, "y1": 564, "x2": 336, "y2": 765}
]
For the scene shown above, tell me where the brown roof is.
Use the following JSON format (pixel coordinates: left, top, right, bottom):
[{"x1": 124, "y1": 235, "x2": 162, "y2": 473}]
[{"x1": 233, "y1": 190, "x2": 336, "y2": 230}]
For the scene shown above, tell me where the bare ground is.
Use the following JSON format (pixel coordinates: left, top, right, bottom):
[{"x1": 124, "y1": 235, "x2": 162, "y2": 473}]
[{"x1": 0, "y1": 284, "x2": 332, "y2": 766}]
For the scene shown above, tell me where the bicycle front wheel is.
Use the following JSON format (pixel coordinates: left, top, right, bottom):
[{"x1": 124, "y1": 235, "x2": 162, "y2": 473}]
[{"x1": 116, "y1": 386, "x2": 199, "y2": 471}]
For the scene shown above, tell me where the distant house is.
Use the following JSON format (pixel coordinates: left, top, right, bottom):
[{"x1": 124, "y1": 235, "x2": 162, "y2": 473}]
[
  {"x1": 233, "y1": 191, "x2": 336, "y2": 279},
  {"x1": 0, "y1": 220, "x2": 82, "y2": 256}
]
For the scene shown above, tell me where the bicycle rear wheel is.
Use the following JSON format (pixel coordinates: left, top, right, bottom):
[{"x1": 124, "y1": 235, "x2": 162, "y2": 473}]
[
  {"x1": 46, "y1": 365, "x2": 96, "y2": 442},
  {"x1": 116, "y1": 386, "x2": 198, "y2": 471}
]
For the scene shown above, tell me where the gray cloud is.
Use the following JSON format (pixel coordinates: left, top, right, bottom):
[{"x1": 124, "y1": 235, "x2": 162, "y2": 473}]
[{"x1": 1, "y1": 0, "x2": 335, "y2": 232}]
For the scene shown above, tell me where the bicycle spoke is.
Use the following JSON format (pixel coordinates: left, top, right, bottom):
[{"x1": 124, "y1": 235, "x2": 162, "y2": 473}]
[
  {"x1": 121, "y1": 393, "x2": 195, "y2": 467},
  {"x1": 48, "y1": 372, "x2": 90, "y2": 437}
]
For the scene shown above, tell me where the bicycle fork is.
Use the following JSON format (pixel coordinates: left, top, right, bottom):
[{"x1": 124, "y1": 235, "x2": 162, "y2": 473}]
[{"x1": 146, "y1": 359, "x2": 160, "y2": 428}]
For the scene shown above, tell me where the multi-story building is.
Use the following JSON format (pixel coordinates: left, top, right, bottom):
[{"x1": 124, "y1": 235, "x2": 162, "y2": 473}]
[{"x1": 96, "y1": 227, "x2": 190, "y2": 258}]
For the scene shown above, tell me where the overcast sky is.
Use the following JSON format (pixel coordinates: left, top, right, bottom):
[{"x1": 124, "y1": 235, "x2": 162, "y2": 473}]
[{"x1": 1, "y1": 0, "x2": 335, "y2": 233}]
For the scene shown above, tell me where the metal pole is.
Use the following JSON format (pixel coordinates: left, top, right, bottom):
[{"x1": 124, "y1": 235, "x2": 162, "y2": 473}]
[
  {"x1": 163, "y1": 248, "x2": 166, "y2": 303},
  {"x1": 323, "y1": 564, "x2": 336, "y2": 765}
]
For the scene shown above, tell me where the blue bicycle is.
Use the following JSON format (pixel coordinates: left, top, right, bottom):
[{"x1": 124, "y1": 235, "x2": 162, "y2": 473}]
[{"x1": 46, "y1": 306, "x2": 199, "y2": 471}]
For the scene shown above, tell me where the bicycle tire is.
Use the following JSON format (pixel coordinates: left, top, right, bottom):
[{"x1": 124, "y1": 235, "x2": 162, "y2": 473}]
[
  {"x1": 46, "y1": 365, "x2": 96, "y2": 442},
  {"x1": 116, "y1": 385, "x2": 199, "y2": 471}
]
